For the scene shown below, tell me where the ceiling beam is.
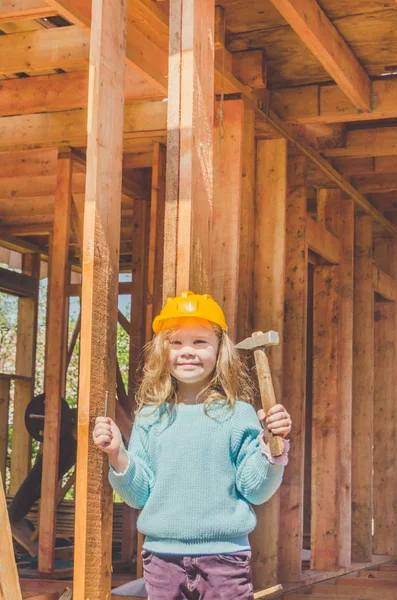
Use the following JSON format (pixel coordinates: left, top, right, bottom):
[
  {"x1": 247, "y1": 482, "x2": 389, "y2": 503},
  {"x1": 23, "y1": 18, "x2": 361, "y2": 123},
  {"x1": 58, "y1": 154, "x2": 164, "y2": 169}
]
[
  {"x1": 268, "y1": 0, "x2": 372, "y2": 112},
  {"x1": 323, "y1": 127, "x2": 397, "y2": 158},
  {"x1": 271, "y1": 78, "x2": 397, "y2": 125},
  {"x1": 0, "y1": 0, "x2": 57, "y2": 22},
  {"x1": 0, "y1": 101, "x2": 167, "y2": 150},
  {"x1": 45, "y1": 0, "x2": 168, "y2": 94}
]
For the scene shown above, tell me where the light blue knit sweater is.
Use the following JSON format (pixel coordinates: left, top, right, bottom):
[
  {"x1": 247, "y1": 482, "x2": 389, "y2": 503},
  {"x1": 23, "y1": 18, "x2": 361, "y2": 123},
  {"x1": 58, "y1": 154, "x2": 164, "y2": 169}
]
[{"x1": 109, "y1": 399, "x2": 284, "y2": 555}]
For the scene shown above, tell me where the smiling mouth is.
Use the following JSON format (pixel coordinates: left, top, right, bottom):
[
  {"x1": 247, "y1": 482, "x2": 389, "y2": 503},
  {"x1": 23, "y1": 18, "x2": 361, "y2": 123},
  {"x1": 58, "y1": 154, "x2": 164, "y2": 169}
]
[{"x1": 178, "y1": 363, "x2": 201, "y2": 367}]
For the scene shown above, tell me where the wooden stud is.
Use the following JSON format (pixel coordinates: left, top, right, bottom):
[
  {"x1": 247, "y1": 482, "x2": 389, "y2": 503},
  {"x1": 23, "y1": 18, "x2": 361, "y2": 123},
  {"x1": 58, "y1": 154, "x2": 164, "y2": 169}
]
[
  {"x1": 38, "y1": 154, "x2": 72, "y2": 575},
  {"x1": 373, "y1": 235, "x2": 397, "y2": 556},
  {"x1": 163, "y1": 0, "x2": 215, "y2": 299},
  {"x1": 0, "y1": 472, "x2": 22, "y2": 600},
  {"x1": 73, "y1": 0, "x2": 126, "y2": 594},
  {"x1": 352, "y1": 215, "x2": 374, "y2": 562},
  {"x1": 9, "y1": 253, "x2": 40, "y2": 495},
  {"x1": 250, "y1": 138, "x2": 287, "y2": 588},
  {"x1": 311, "y1": 265, "x2": 340, "y2": 570},
  {"x1": 0, "y1": 377, "x2": 10, "y2": 486},
  {"x1": 278, "y1": 155, "x2": 308, "y2": 582}
]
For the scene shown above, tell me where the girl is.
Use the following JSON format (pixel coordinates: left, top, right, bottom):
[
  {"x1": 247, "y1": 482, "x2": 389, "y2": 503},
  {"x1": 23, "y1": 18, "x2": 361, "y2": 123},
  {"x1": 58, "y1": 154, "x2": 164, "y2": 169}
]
[{"x1": 93, "y1": 291, "x2": 291, "y2": 599}]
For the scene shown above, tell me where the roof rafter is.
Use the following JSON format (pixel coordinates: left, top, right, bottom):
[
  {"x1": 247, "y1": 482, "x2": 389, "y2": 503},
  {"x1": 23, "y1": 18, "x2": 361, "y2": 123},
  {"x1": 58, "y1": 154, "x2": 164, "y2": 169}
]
[
  {"x1": 0, "y1": 0, "x2": 57, "y2": 22},
  {"x1": 268, "y1": 0, "x2": 372, "y2": 112}
]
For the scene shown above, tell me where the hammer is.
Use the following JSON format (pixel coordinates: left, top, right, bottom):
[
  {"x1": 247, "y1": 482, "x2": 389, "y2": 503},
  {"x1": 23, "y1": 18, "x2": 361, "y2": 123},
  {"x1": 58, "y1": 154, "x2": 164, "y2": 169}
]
[{"x1": 235, "y1": 331, "x2": 285, "y2": 457}]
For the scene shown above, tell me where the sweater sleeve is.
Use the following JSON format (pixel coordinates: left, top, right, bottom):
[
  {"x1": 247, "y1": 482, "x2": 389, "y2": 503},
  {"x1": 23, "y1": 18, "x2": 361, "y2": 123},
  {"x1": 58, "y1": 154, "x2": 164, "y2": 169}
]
[
  {"x1": 108, "y1": 412, "x2": 155, "y2": 509},
  {"x1": 232, "y1": 402, "x2": 284, "y2": 505}
]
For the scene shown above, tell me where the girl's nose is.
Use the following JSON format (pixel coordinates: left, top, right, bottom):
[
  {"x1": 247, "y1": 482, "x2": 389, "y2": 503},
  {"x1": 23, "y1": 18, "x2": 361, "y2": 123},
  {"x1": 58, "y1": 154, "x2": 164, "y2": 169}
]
[{"x1": 180, "y1": 346, "x2": 195, "y2": 356}]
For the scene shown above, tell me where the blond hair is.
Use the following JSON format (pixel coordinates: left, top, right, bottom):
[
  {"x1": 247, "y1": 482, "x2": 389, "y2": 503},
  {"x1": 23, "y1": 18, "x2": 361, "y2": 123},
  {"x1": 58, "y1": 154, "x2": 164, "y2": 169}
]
[{"x1": 134, "y1": 325, "x2": 253, "y2": 417}]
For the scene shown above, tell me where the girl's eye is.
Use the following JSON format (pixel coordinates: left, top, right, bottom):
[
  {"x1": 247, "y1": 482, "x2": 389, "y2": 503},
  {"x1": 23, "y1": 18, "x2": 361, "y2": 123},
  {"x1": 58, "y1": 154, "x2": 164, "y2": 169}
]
[
  {"x1": 194, "y1": 340, "x2": 206, "y2": 345},
  {"x1": 170, "y1": 340, "x2": 181, "y2": 346}
]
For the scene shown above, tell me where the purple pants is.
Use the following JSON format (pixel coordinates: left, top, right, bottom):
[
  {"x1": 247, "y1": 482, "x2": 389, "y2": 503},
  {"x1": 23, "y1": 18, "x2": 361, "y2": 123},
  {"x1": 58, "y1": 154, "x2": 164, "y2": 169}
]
[{"x1": 142, "y1": 549, "x2": 254, "y2": 600}]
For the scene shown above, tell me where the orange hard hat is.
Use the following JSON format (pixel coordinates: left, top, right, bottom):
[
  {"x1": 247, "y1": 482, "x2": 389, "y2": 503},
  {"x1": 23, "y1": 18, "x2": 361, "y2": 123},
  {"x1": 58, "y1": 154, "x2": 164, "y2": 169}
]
[{"x1": 152, "y1": 291, "x2": 228, "y2": 334}]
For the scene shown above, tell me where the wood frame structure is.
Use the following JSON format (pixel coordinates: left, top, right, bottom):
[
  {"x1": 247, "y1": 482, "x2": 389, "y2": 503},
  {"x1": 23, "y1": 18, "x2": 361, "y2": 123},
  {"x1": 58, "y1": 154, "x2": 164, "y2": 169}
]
[{"x1": 1, "y1": 0, "x2": 397, "y2": 598}]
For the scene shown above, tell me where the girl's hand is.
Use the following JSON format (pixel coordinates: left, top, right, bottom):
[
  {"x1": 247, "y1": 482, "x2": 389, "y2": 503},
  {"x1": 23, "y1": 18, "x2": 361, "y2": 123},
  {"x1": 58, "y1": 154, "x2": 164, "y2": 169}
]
[
  {"x1": 257, "y1": 404, "x2": 292, "y2": 438},
  {"x1": 93, "y1": 417, "x2": 123, "y2": 457}
]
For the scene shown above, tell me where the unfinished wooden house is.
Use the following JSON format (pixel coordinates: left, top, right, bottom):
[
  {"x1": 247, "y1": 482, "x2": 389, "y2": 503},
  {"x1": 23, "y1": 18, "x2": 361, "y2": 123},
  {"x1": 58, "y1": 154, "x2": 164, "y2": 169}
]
[{"x1": 1, "y1": 0, "x2": 397, "y2": 598}]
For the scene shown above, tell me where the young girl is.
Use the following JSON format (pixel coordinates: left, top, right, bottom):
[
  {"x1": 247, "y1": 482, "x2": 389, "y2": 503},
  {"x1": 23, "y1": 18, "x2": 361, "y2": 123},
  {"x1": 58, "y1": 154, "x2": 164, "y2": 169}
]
[{"x1": 93, "y1": 291, "x2": 291, "y2": 599}]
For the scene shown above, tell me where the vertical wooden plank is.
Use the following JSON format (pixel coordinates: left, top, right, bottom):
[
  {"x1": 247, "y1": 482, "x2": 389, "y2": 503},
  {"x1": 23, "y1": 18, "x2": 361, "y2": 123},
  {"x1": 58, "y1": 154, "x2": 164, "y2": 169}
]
[
  {"x1": 250, "y1": 138, "x2": 287, "y2": 588},
  {"x1": 373, "y1": 235, "x2": 397, "y2": 556},
  {"x1": 211, "y1": 98, "x2": 244, "y2": 341},
  {"x1": 278, "y1": 154, "x2": 308, "y2": 582},
  {"x1": 0, "y1": 472, "x2": 22, "y2": 600},
  {"x1": 236, "y1": 102, "x2": 256, "y2": 343},
  {"x1": 0, "y1": 377, "x2": 10, "y2": 486},
  {"x1": 38, "y1": 153, "x2": 72, "y2": 575},
  {"x1": 9, "y1": 253, "x2": 40, "y2": 495},
  {"x1": 311, "y1": 265, "x2": 340, "y2": 570},
  {"x1": 145, "y1": 142, "x2": 166, "y2": 341},
  {"x1": 73, "y1": 0, "x2": 126, "y2": 595},
  {"x1": 163, "y1": 0, "x2": 215, "y2": 300},
  {"x1": 352, "y1": 215, "x2": 374, "y2": 562},
  {"x1": 317, "y1": 189, "x2": 354, "y2": 567}
]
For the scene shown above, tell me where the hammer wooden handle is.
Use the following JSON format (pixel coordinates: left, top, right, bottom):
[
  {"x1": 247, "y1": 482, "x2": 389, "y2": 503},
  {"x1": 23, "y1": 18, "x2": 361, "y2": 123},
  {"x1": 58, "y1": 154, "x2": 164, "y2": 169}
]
[{"x1": 254, "y1": 348, "x2": 285, "y2": 457}]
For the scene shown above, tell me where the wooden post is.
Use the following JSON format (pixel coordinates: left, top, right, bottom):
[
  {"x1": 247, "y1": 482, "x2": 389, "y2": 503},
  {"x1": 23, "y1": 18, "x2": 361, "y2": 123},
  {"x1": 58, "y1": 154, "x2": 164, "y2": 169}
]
[
  {"x1": 352, "y1": 215, "x2": 374, "y2": 562},
  {"x1": 163, "y1": 0, "x2": 215, "y2": 299},
  {"x1": 317, "y1": 189, "x2": 354, "y2": 567},
  {"x1": 0, "y1": 472, "x2": 22, "y2": 600},
  {"x1": 38, "y1": 153, "x2": 72, "y2": 575},
  {"x1": 249, "y1": 138, "x2": 287, "y2": 588},
  {"x1": 9, "y1": 252, "x2": 40, "y2": 494},
  {"x1": 73, "y1": 0, "x2": 126, "y2": 594},
  {"x1": 311, "y1": 265, "x2": 340, "y2": 570},
  {"x1": 373, "y1": 234, "x2": 397, "y2": 556},
  {"x1": 0, "y1": 377, "x2": 11, "y2": 486},
  {"x1": 278, "y1": 155, "x2": 308, "y2": 582}
]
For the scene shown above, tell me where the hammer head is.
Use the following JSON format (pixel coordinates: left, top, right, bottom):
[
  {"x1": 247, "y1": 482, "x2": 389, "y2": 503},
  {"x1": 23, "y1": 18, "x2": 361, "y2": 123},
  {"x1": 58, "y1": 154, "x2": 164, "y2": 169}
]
[{"x1": 235, "y1": 330, "x2": 279, "y2": 351}]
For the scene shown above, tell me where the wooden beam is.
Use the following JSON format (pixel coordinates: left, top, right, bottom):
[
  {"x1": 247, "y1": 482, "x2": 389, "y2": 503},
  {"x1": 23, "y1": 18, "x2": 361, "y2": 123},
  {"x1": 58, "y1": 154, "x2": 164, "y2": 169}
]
[
  {"x1": 251, "y1": 137, "x2": 287, "y2": 588},
  {"x1": 0, "y1": 101, "x2": 167, "y2": 151},
  {"x1": 0, "y1": 267, "x2": 39, "y2": 297},
  {"x1": 9, "y1": 253, "x2": 40, "y2": 494},
  {"x1": 373, "y1": 266, "x2": 397, "y2": 301},
  {"x1": 45, "y1": 0, "x2": 167, "y2": 93},
  {"x1": 373, "y1": 235, "x2": 397, "y2": 556},
  {"x1": 306, "y1": 217, "x2": 340, "y2": 264},
  {"x1": 67, "y1": 281, "x2": 131, "y2": 297},
  {"x1": 0, "y1": 26, "x2": 89, "y2": 75},
  {"x1": 0, "y1": 173, "x2": 85, "y2": 199},
  {"x1": 268, "y1": 0, "x2": 371, "y2": 111},
  {"x1": 73, "y1": 0, "x2": 126, "y2": 593},
  {"x1": 0, "y1": 378, "x2": 10, "y2": 486},
  {"x1": 0, "y1": 0, "x2": 57, "y2": 21},
  {"x1": 317, "y1": 189, "x2": 354, "y2": 568},
  {"x1": 0, "y1": 472, "x2": 22, "y2": 600},
  {"x1": 352, "y1": 215, "x2": 374, "y2": 562},
  {"x1": 331, "y1": 156, "x2": 397, "y2": 177},
  {"x1": 278, "y1": 155, "x2": 308, "y2": 582},
  {"x1": 352, "y1": 173, "x2": 397, "y2": 194},
  {"x1": 271, "y1": 78, "x2": 397, "y2": 125},
  {"x1": 162, "y1": 0, "x2": 215, "y2": 298},
  {"x1": 311, "y1": 265, "x2": 339, "y2": 570},
  {"x1": 323, "y1": 127, "x2": 397, "y2": 159},
  {"x1": 38, "y1": 154, "x2": 72, "y2": 575}
]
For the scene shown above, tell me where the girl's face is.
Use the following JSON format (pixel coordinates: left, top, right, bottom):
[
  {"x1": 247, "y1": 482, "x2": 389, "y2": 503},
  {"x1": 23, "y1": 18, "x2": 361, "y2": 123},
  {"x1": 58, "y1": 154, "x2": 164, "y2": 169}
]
[{"x1": 168, "y1": 319, "x2": 219, "y2": 385}]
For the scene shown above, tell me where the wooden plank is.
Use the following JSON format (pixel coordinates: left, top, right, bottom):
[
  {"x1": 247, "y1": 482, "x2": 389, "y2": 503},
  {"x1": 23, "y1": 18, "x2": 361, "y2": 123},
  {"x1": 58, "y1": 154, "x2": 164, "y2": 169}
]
[
  {"x1": 271, "y1": 78, "x2": 397, "y2": 125},
  {"x1": 360, "y1": 571, "x2": 397, "y2": 580},
  {"x1": 268, "y1": 0, "x2": 371, "y2": 111},
  {"x1": 352, "y1": 173, "x2": 397, "y2": 194},
  {"x1": 338, "y1": 576, "x2": 397, "y2": 588},
  {"x1": 311, "y1": 265, "x2": 340, "y2": 570},
  {"x1": 73, "y1": 0, "x2": 126, "y2": 593},
  {"x1": 373, "y1": 266, "x2": 397, "y2": 301},
  {"x1": 9, "y1": 253, "x2": 40, "y2": 495},
  {"x1": 0, "y1": 0, "x2": 57, "y2": 21},
  {"x1": 0, "y1": 472, "x2": 22, "y2": 600},
  {"x1": 145, "y1": 142, "x2": 166, "y2": 341},
  {"x1": 211, "y1": 99, "x2": 245, "y2": 342},
  {"x1": 311, "y1": 584, "x2": 397, "y2": 598},
  {"x1": 317, "y1": 189, "x2": 354, "y2": 568},
  {"x1": 306, "y1": 217, "x2": 340, "y2": 264},
  {"x1": 373, "y1": 235, "x2": 397, "y2": 556},
  {"x1": 278, "y1": 155, "x2": 308, "y2": 582},
  {"x1": 251, "y1": 137, "x2": 287, "y2": 588},
  {"x1": 0, "y1": 377, "x2": 10, "y2": 486},
  {"x1": 162, "y1": 0, "x2": 214, "y2": 299},
  {"x1": 0, "y1": 267, "x2": 39, "y2": 297},
  {"x1": 352, "y1": 215, "x2": 374, "y2": 562},
  {"x1": 323, "y1": 127, "x2": 397, "y2": 158},
  {"x1": 38, "y1": 154, "x2": 72, "y2": 575},
  {"x1": 0, "y1": 101, "x2": 167, "y2": 151},
  {"x1": 0, "y1": 26, "x2": 89, "y2": 75}
]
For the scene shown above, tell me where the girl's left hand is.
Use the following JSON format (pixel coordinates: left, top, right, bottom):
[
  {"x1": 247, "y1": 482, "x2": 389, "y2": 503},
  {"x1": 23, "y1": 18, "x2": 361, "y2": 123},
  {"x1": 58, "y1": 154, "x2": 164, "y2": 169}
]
[{"x1": 257, "y1": 404, "x2": 292, "y2": 438}]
